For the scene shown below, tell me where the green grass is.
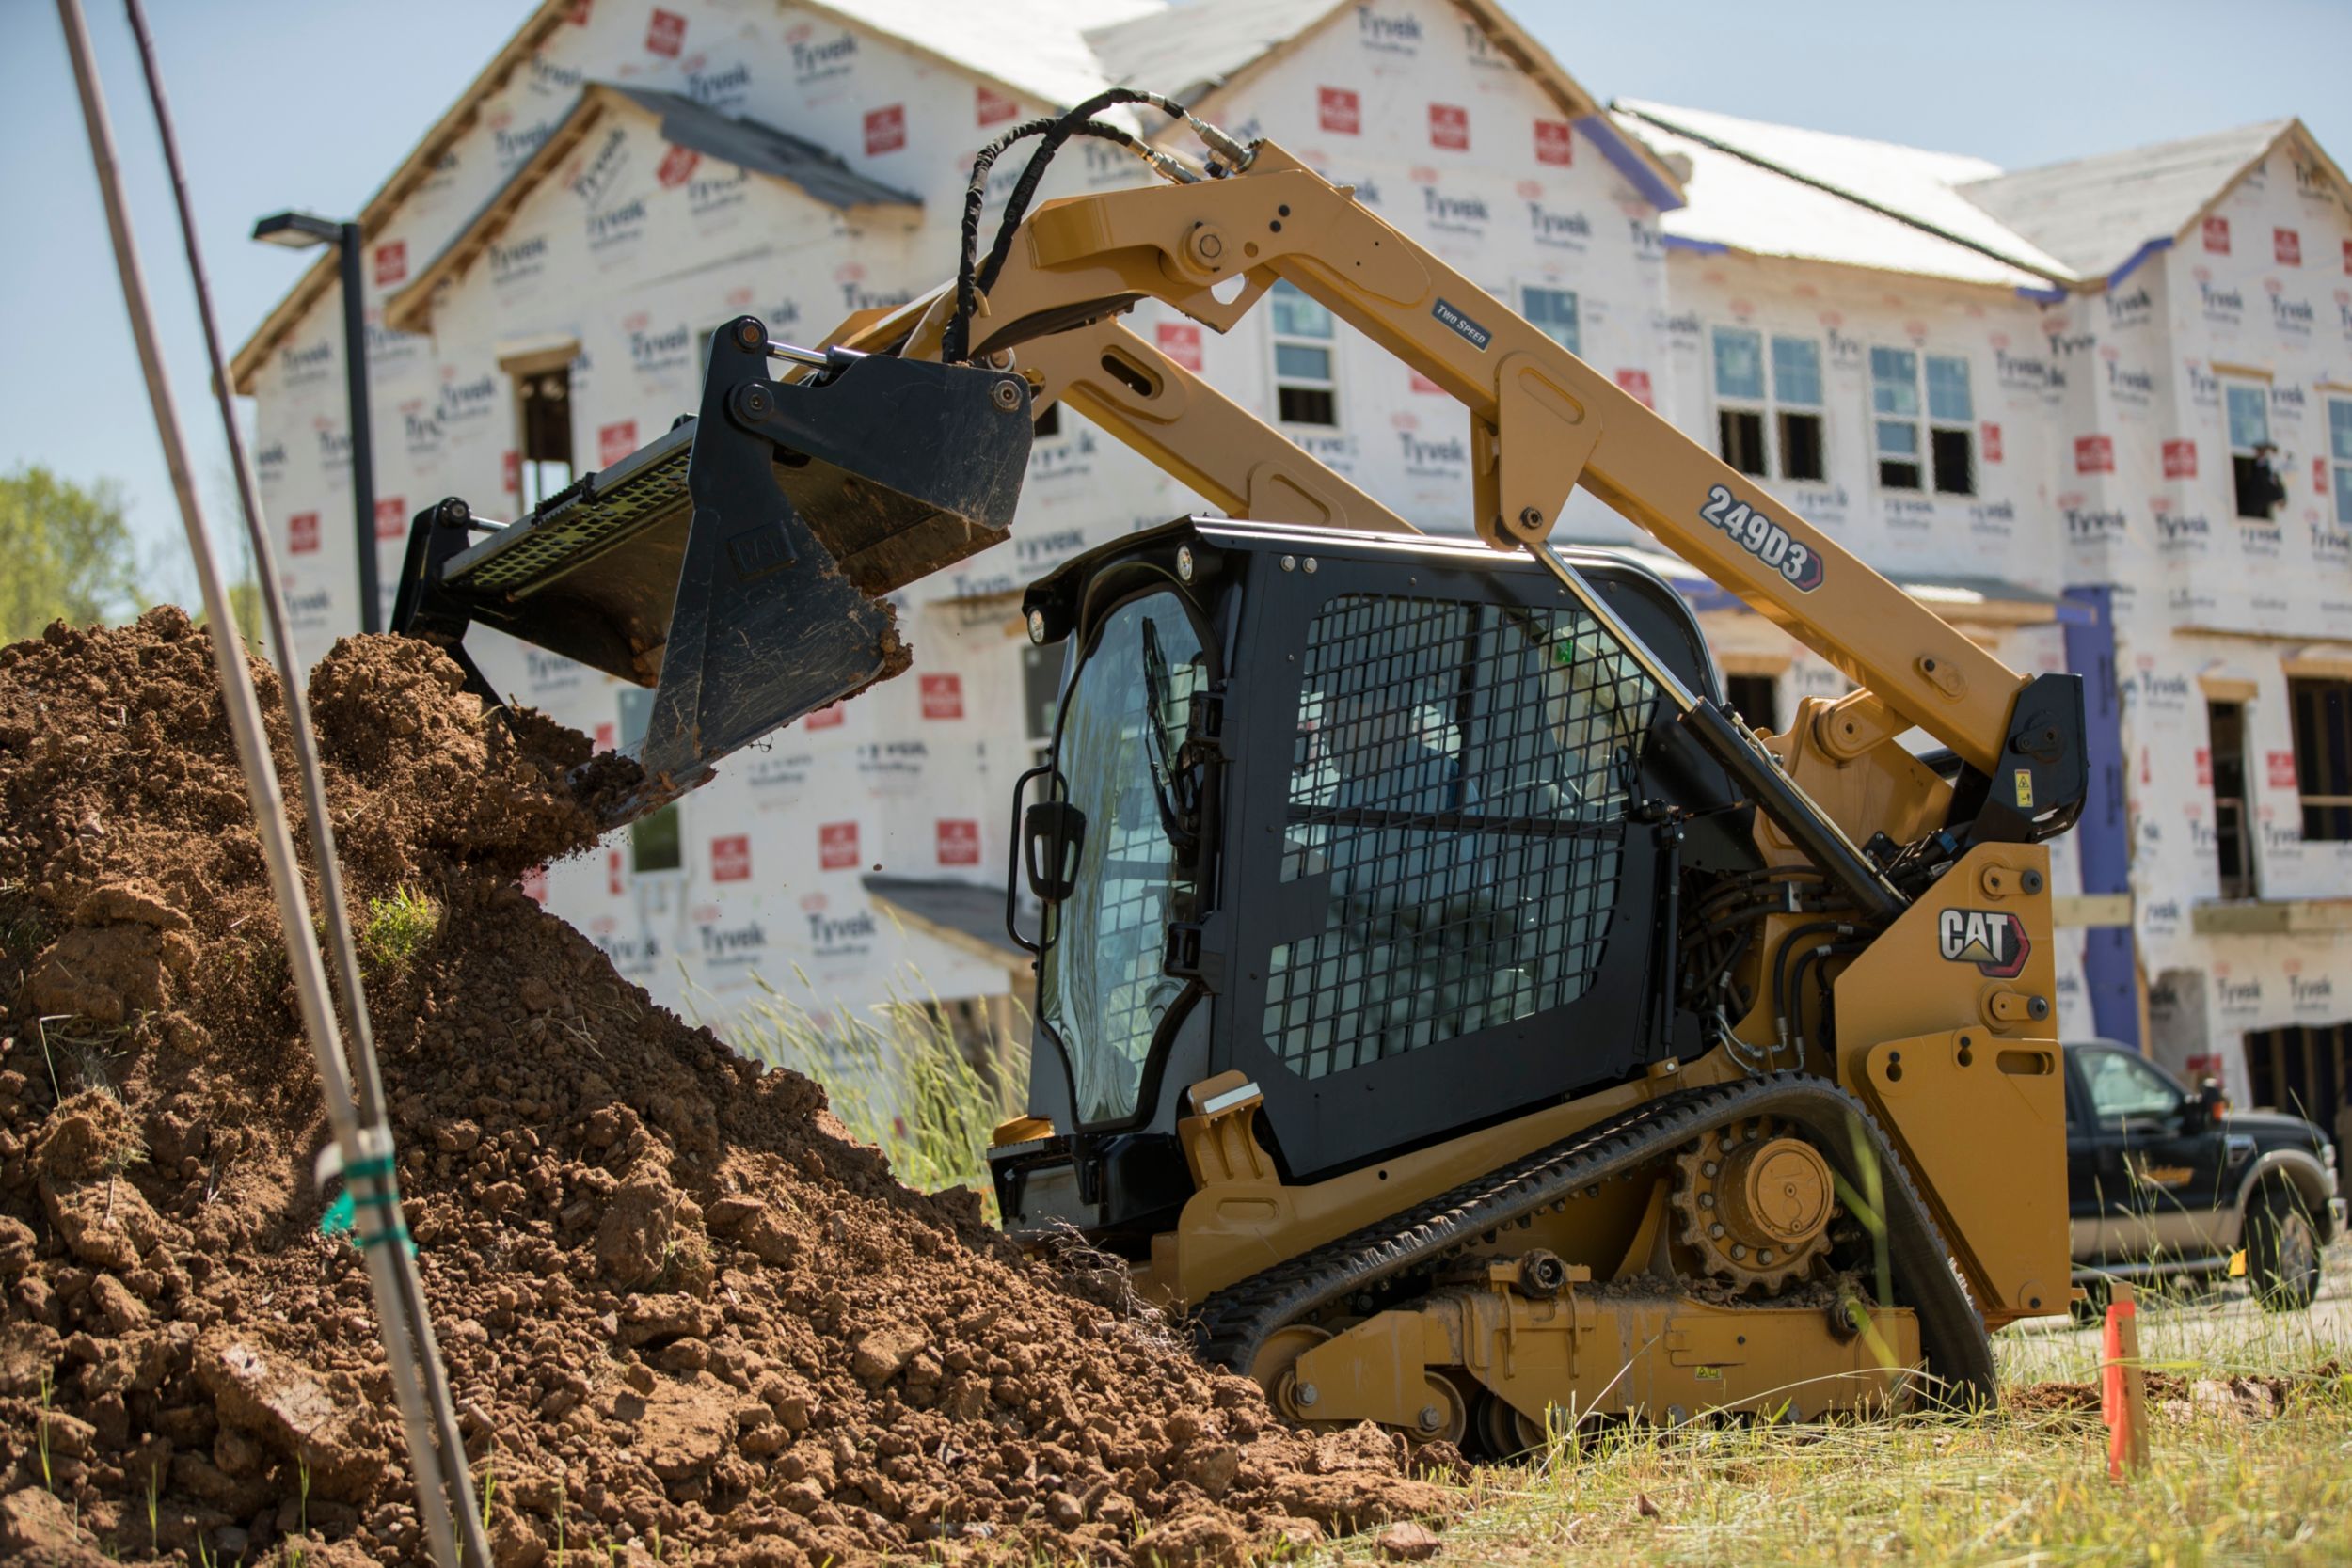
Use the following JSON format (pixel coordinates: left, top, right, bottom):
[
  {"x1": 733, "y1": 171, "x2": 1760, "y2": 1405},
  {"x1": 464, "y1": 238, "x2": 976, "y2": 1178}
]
[
  {"x1": 1429, "y1": 1368, "x2": 2349, "y2": 1566},
  {"x1": 710, "y1": 968, "x2": 1021, "y2": 1217},
  {"x1": 358, "y1": 885, "x2": 441, "y2": 976},
  {"x1": 1391, "y1": 1259, "x2": 2352, "y2": 1568},
  {"x1": 692, "y1": 975, "x2": 2349, "y2": 1565}
]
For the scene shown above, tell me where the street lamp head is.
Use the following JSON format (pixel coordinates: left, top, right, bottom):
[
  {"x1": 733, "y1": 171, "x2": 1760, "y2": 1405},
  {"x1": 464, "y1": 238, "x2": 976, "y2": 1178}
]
[{"x1": 251, "y1": 209, "x2": 347, "y2": 249}]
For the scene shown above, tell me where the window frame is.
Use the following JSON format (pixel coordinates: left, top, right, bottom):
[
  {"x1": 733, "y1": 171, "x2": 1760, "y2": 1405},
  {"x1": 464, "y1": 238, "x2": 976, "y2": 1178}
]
[
  {"x1": 1520, "y1": 284, "x2": 1581, "y2": 356},
  {"x1": 1709, "y1": 326, "x2": 1827, "y2": 483},
  {"x1": 511, "y1": 359, "x2": 575, "y2": 511},
  {"x1": 2205, "y1": 698, "x2": 2256, "y2": 898},
  {"x1": 2287, "y1": 676, "x2": 2352, "y2": 843},
  {"x1": 1020, "y1": 640, "x2": 1063, "y2": 768},
  {"x1": 2328, "y1": 394, "x2": 2352, "y2": 529},
  {"x1": 614, "y1": 687, "x2": 686, "y2": 878},
  {"x1": 1268, "y1": 279, "x2": 1340, "y2": 428},
  {"x1": 1868, "y1": 344, "x2": 1977, "y2": 497},
  {"x1": 2223, "y1": 374, "x2": 2277, "y2": 521}
]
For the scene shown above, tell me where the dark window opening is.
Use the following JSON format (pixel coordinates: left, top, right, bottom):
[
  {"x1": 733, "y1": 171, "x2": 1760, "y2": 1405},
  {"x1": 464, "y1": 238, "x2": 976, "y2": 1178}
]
[
  {"x1": 1033, "y1": 402, "x2": 1061, "y2": 438},
  {"x1": 1718, "y1": 409, "x2": 1768, "y2": 476},
  {"x1": 2233, "y1": 453, "x2": 2283, "y2": 521},
  {"x1": 1021, "y1": 641, "x2": 1062, "y2": 768},
  {"x1": 1724, "y1": 673, "x2": 1779, "y2": 735},
  {"x1": 1778, "y1": 412, "x2": 1826, "y2": 482},
  {"x1": 630, "y1": 806, "x2": 683, "y2": 876},
  {"x1": 517, "y1": 364, "x2": 574, "y2": 509},
  {"x1": 1930, "y1": 427, "x2": 1976, "y2": 496},
  {"x1": 615, "y1": 688, "x2": 682, "y2": 874},
  {"x1": 2207, "y1": 699, "x2": 2253, "y2": 896},
  {"x1": 2290, "y1": 677, "x2": 2352, "y2": 842},
  {"x1": 1279, "y1": 386, "x2": 1338, "y2": 426},
  {"x1": 2245, "y1": 1024, "x2": 2347, "y2": 1153},
  {"x1": 1879, "y1": 457, "x2": 1922, "y2": 490}
]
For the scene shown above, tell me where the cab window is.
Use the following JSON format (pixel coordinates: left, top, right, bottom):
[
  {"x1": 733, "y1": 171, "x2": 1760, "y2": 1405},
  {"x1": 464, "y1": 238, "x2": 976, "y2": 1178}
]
[{"x1": 2081, "y1": 1050, "x2": 2181, "y2": 1124}]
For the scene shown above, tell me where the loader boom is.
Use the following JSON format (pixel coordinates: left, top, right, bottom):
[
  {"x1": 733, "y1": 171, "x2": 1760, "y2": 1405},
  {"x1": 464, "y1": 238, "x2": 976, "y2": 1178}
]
[
  {"x1": 839, "y1": 139, "x2": 2081, "y2": 844},
  {"x1": 392, "y1": 109, "x2": 2090, "y2": 1437}
]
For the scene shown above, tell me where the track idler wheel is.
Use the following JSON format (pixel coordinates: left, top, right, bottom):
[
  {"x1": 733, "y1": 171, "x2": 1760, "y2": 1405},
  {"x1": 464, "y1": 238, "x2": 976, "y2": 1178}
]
[
  {"x1": 1672, "y1": 1117, "x2": 1836, "y2": 1292},
  {"x1": 1471, "y1": 1391, "x2": 1549, "y2": 1459},
  {"x1": 1250, "y1": 1323, "x2": 1336, "y2": 1429}
]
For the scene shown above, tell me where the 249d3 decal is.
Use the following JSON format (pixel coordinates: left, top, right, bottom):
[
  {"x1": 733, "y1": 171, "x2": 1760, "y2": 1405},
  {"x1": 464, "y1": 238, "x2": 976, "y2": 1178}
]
[{"x1": 1700, "y1": 483, "x2": 1824, "y2": 590}]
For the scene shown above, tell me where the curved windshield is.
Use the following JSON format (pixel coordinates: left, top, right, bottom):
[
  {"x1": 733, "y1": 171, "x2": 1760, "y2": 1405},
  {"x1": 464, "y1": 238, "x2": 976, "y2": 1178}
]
[{"x1": 1039, "y1": 591, "x2": 1208, "y2": 1124}]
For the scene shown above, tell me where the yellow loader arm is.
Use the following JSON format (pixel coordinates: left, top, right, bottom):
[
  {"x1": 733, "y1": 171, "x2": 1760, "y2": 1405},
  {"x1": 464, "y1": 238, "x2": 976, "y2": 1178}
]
[{"x1": 837, "y1": 139, "x2": 2084, "y2": 862}]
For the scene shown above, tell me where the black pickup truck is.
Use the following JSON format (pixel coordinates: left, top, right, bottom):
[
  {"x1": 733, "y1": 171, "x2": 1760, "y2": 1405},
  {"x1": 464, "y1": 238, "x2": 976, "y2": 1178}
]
[{"x1": 2065, "y1": 1039, "x2": 2342, "y2": 1310}]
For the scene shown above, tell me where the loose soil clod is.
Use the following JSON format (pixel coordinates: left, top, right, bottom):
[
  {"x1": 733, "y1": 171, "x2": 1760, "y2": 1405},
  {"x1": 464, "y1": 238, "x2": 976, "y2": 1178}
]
[{"x1": 0, "y1": 615, "x2": 1453, "y2": 1565}]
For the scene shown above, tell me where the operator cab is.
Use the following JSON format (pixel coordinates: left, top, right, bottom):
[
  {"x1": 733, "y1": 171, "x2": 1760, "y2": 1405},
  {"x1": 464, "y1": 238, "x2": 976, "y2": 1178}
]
[{"x1": 990, "y1": 518, "x2": 1758, "y2": 1252}]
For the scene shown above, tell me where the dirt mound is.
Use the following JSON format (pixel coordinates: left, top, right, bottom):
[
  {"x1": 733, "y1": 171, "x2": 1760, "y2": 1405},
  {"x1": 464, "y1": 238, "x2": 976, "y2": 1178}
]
[{"x1": 0, "y1": 614, "x2": 1451, "y2": 1565}]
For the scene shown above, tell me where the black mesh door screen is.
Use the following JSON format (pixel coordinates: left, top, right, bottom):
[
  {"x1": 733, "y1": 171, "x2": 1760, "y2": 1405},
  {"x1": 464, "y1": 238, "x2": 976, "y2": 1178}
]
[{"x1": 1264, "y1": 593, "x2": 1656, "y2": 1078}]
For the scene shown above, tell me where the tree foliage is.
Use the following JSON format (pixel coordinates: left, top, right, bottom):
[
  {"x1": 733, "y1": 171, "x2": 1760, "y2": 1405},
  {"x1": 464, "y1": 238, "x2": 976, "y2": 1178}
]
[{"x1": 0, "y1": 466, "x2": 144, "y2": 642}]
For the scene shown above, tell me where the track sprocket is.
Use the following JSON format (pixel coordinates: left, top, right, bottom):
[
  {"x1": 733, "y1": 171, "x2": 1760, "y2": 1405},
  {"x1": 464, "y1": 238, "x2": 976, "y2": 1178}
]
[{"x1": 1671, "y1": 1116, "x2": 1836, "y2": 1293}]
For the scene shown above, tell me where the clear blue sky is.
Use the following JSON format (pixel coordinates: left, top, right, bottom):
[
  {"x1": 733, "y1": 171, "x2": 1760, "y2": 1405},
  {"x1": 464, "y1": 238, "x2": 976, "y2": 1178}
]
[{"x1": 6, "y1": 0, "x2": 2348, "y2": 602}]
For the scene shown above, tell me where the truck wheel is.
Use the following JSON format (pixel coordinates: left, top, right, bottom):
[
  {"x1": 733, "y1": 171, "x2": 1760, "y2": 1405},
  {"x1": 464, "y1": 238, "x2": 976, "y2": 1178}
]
[{"x1": 2246, "y1": 1189, "x2": 2321, "y2": 1313}]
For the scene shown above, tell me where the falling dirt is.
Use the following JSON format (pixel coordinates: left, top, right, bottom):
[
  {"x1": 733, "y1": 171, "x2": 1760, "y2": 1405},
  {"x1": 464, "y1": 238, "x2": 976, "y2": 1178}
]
[{"x1": 0, "y1": 612, "x2": 1453, "y2": 1566}]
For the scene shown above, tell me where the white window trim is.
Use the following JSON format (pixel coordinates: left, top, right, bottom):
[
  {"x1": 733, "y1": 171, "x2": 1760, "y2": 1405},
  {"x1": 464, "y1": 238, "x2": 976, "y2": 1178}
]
[
  {"x1": 501, "y1": 340, "x2": 580, "y2": 513},
  {"x1": 1710, "y1": 326, "x2": 1827, "y2": 483},
  {"x1": 1869, "y1": 345, "x2": 1976, "y2": 496},
  {"x1": 1269, "y1": 280, "x2": 1339, "y2": 427},
  {"x1": 2325, "y1": 394, "x2": 2352, "y2": 528},
  {"x1": 2222, "y1": 373, "x2": 2276, "y2": 522}
]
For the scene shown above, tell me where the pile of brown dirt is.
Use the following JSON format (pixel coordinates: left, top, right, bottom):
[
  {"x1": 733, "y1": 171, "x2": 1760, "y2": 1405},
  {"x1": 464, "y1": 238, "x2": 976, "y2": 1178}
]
[{"x1": 0, "y1": 612, "x2": 1452, "y2": 1567}]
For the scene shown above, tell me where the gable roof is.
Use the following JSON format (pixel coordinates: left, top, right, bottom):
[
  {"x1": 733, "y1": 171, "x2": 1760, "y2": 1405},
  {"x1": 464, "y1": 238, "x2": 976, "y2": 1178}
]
[
  {"x1": 231, "y1": 0, "x2": 1161, "y2": 390},
  {"x1": 841, "y1": 0, "x2": 1159, "y2": 111},
  {"x1": 385, "y1": 84, "x2": 920, "y2": 335},
  {"x1": 1085, "y1": 0, "x2": 1685, "y2": 209},
  {"x1": 1618, "y1": 108, "x2": 2052, "y2": 291},
  {"x1": 1955, "y1": 119, "x2": 2311, "y2": 279},
  {"x1": 1085, "y1": 0, "x2": 1357, "y2": 106},
  {"x1": 1616, "y1": 100, "x2": 2068, "y2": 285},
  {"x1": 229, "y1": 0, "x2": 579, "y2": 392}
]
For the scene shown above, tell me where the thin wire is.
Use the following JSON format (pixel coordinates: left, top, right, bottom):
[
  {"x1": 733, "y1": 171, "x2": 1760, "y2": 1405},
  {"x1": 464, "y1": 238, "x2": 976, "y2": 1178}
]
[{"x1": 66, "y1": 1, "x2": 488, "y2": 1560}]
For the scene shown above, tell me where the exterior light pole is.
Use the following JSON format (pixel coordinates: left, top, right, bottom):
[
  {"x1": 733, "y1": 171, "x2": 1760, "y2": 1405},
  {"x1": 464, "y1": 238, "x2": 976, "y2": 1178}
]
[{"x1": 252, "y1": 209, "x2": 380, "y2": 632}]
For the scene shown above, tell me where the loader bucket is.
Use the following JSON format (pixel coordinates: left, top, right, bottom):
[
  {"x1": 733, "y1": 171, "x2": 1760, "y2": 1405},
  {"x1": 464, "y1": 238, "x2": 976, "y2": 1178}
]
[{"x1": 391, "y1": 315, "x2": 1034, "y2": 825}]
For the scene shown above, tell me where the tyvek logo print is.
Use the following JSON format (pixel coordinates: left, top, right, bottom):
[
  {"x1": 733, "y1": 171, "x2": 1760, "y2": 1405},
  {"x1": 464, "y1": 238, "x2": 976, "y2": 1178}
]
[{"x1": 1936, "y1": 909, "x2": 2029, "y2": 978}]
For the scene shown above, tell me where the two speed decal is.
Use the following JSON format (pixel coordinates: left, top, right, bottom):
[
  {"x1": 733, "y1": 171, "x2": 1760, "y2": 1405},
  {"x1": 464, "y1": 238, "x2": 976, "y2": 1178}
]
[{"x1": 1699, "y1": 484, "x2": 1824, "y2": 591}]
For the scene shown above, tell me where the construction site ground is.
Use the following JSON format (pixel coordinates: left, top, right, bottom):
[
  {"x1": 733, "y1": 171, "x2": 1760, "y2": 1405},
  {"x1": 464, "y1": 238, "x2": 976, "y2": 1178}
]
[
  {"x1": 1422, "y1": 1246, "x2": 2352, "y2": 1567},
  {"x1": 0, "y1": 616, "x2": 1450, "y2": 1566},
  {"x1": 0, "y1": 612, "x2": 2344, "y2": 1567}
]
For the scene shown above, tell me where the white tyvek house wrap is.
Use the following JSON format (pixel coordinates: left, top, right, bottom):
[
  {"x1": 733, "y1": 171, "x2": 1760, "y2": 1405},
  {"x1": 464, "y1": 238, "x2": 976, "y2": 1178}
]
[
  {"x1": 240, "y1": 0, "x2": 1173, "y2": 1024},
  {"x1": 1655, "y1": 255, "x2": 2066, "y2": 586},
  {"x1": 238, "y1": 0, "x2": 2350, "y2": 1087},
  {"x1": 2033, "y1": 137, "x2": 2352, "y2": 1086},
  {"x1": 1129, "y1": 0, "x2": 1677, "y2": 546},
  {"x1": 243, "y1": 0, "x2": 1691, "y2": 1024}
]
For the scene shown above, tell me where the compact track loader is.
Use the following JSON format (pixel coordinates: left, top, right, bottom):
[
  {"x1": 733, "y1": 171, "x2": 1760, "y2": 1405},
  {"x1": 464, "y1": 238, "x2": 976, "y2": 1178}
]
[{"x1": 395, "y1": 93, "x2": 2087, "y2": 1450}]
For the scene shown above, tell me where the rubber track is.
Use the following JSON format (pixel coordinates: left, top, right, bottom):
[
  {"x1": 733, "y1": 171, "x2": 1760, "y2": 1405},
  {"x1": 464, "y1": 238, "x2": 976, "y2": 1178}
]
[{"x1": 1192, "y1": 1071, "x2": 1997, "y2": 1405}]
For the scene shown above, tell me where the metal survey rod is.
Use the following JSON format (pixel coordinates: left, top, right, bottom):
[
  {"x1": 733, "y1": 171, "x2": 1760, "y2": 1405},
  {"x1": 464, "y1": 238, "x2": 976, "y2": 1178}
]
[
  {"x1": 58, "y1": 2, "x2": 487, "y2": 1561},
  {"x1": 118, "y1": 6, "x2": 490, "y2": 1560}
]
